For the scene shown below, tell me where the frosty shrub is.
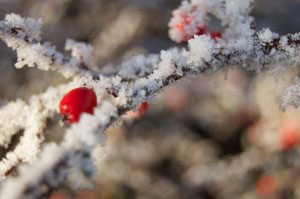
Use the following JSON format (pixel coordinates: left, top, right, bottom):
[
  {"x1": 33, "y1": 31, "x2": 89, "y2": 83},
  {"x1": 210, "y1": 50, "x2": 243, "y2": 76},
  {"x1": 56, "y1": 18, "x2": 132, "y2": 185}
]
[{"x1": 0, "y1": 0, "x2": 300, "y2": 198}]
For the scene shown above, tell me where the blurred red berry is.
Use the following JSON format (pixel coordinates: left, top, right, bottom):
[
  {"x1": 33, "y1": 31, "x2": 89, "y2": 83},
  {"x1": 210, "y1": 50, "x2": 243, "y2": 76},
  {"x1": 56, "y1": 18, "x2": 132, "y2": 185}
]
[
  {"x1": 256, "y1": 175, "x2": 276, "y2": 197},
  {"x1": 279, "y1": 122, "x2": 300, "y2": 150},
  {"x1": 210, "y1": 32, "x2": 222, "y2": 40},
  {"x1": 164, "y1": 87, "x2": 187, "y2": 111},
  {"x1": 169, "y1": 4, "x2": 207, "y2": 43},
  {"x1": 59, "y1": 87, "x2": 97, "y2": 124},
  {"x1": 137, "y1": 101, "x2": 149, "y2": 116},
  {"x1": 195, "y1": 27, "x2": 206, "y2": 37},
  {"x1": 49, "y1": 191, "x2": 70, "y2": 199},
  {"x1": 174, "y1": 17, "x2": 206, "y2": 42}
]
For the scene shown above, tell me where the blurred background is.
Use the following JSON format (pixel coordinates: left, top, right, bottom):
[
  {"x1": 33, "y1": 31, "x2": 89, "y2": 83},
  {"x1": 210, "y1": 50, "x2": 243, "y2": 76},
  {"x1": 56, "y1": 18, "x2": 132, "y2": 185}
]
[{"x1": 1, "y1": 0, "x2": 300, "y2": 198}]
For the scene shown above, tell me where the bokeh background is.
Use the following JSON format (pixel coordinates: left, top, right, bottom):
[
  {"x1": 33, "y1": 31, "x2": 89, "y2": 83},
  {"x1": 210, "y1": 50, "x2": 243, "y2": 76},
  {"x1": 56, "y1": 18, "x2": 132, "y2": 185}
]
[{"x1": 1, "y1": 0, "x2": 300, "y2": 198}]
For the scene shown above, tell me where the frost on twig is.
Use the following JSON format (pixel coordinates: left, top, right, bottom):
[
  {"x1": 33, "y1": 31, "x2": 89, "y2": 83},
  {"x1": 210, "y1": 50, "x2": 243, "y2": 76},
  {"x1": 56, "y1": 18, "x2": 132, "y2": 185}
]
[
  {"x1": 65, "y1": 39, "x2": 94, "y2": 67},
  {"x1": 0, "y1": 82, "x2": 81, "y2": 178},
  {"x1": 0, "y1": 14, "x2": 89, "y2": 78},
  {"x1": 118, "y1": 54, "x2": 159, "y2": 80},
  {"x1": 0, "y1": 0, "x2": 300, "y2": 198},
  {"x1": 0, "y1": 101, "x2": 118, "y2": 199},
  {"x1": 280, "y1": 77, "x2": 300, "y2": 111}
]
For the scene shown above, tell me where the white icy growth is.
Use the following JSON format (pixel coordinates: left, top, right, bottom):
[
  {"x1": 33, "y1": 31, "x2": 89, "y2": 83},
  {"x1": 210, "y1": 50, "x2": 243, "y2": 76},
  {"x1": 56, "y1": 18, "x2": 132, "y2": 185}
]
[
  {"x1": 169, "y1": 0, "x2": 208, "y2": 43},
  {"x1": 280, "y1": 77, "x2": 300, "y2": 111},
  {"x1": 188, "y1": 35, "x2": 218, "y2": 67},
  {"x1": 1, "y1": 0, "x2": 300, "y2": 197},
  {"x1": 0, "y1": 144, "x2": 66, "y2": 199},
  {"x1": 225, "y1": 0, "x2": 253, "y2": 17},
  {"x1": 118, "y1": 54, "x2": 159, "y2": 80},
  {"x1": 258, "y1": 28, "x2": 279, "y2": 44},
  {"x1": 4, "y1": 13, "x2": 42, "y2": 42},
  {"x1": 65, "y1": 39, "x2": 94, "y2": 66},
  {"x1": 0, "y1": 81, "x2": 81, "y2": 179},
  {"x1": 0, "y1": 14, "x2": 84, "y2": 78},
  {"x1": 0, "y1": 102, "x2": 118, "y2": 199}
]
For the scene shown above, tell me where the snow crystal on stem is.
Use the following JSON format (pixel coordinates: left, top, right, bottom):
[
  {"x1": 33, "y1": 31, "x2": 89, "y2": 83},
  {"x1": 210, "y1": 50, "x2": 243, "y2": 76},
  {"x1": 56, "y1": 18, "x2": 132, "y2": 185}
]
[
  {"x1": 169, "y1": 0, "x2": 208, "y2": 43},
  {"x1": 4, "y1": 13, "x2": 42, "y2": 42},
  {"x1": 258, "y1": 28, "x2": 279, "y2": 44},
  {"x1": 118, "y1": 54, "x2": 159, "y2": 80},
  {"x1": 280, "y1": 77, "x2": 300, "y2": 111},
  {"x1": 188, "y1": 35, "x2": 218, "y2": 67},
  {"x1": 1, "y1": 0, "x2": 300, "y2": 197},
  {"x1": 65, "y1": 39, "x2": 94, "y2": 66},
  {"x1": 0, "y1": 101, "x2": 118, "y2": 199},
  {"x1": 0, "y1": 14, "x2": 90, "y2": 78}
]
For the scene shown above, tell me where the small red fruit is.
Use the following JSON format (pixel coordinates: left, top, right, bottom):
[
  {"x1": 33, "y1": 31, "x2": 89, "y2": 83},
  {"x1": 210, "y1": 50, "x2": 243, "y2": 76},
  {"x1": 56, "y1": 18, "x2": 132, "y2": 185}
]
[
  {"x1": 279, "y1": 122, "x2": 300, "y2": 150},
  {"x1": 59, "y1": 87, "x2": 97, "y2": 124},
  {"x1": 137, "y1": 101, "x2": 149, "y2": 116},
  {"x1": 169, "y1": 4, "x2": 207, "y2": 43},
  {"x1": 49, "y1": 191, "x2": 70, "y2": 199},
  {"x1": 256, "y1": 175, "x2": 276, "y2": 197},
  {"x1": 196, "y1": 27, "x2": 206, "y2": 36},
  {"x1": 209, "y1": 32, "x2": 222, "y2": 40}
]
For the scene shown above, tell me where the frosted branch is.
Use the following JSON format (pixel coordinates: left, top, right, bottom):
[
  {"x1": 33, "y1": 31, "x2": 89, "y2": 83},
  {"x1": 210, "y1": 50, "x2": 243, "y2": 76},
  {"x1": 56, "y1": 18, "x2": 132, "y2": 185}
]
[
  {"x1": 0, "y1": 14, "x2": 89, "y2": 78},
  {"x1": 280, "y1": 77, "x2": 300, "y2": 111},
  {"x1": 0, "y1": 101, "x2": 118, "y2": 199},
  {"x1": 1, "y1": 0, "x2": 300, "y2": 198}
]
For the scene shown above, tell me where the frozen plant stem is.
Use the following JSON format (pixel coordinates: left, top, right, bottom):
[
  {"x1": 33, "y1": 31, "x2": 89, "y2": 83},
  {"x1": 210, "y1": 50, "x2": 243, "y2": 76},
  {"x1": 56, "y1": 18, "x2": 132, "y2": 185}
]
[{"x1": 0, "y1": 0, "x2": 300, "y2": 198}]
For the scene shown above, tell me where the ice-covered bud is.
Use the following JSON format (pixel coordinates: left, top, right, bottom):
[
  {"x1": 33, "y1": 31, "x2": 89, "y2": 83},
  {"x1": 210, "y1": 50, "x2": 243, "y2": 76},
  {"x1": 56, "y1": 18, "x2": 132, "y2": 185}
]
[{"x1": 169, "y1": 1, "x2": 208, "y2": 43}]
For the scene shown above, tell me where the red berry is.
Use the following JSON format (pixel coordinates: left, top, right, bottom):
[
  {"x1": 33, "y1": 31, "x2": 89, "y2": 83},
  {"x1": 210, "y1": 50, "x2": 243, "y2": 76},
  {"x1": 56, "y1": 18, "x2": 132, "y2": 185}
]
[
  {"x1": 49, "y1": 191, "x2": 70, "y2": 199},
  {"x1": 256, "y1": 175, "x2": 276, "y2": 197},
  {"x1": 169, "y1": 4, "x2": 207, "y2": 43},
  {"x1": 174, "y1": 17, "x2": 206, "y2": 42},
  {"x1": 59, "y1": 87, "x2": 97, "y2": 124},
  {"x1": 209, "y1": 32, "x2": 222, "y2": 40},
  {"x1": 137, "y1": 101, "x2": 149, "y2": 116},
  {"x1": 279, "y1": 122, "x2": 300, "y2": 150},
  {"x1": 196, "y1": 27, "x2": 206, "y2": 36}
]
